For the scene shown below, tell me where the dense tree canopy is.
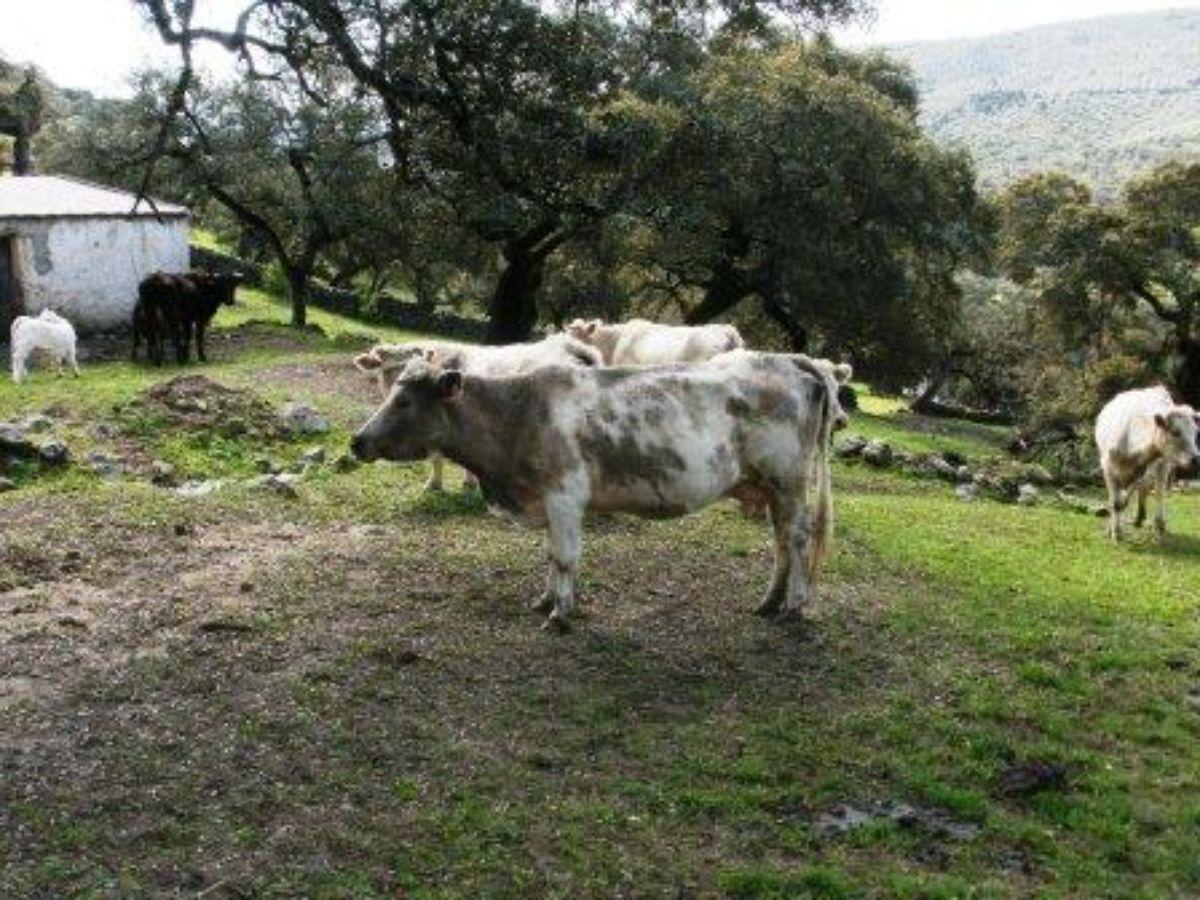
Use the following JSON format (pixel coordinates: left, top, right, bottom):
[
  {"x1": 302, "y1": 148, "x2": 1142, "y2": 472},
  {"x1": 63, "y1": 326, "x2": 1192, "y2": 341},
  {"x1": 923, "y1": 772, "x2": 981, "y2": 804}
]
[
  {"x1": 617, "y1": 38, "x2": 981, "y2": 381},
  {"x1": 996, "y1": 163, "x2": 1200, "y2": 406}
]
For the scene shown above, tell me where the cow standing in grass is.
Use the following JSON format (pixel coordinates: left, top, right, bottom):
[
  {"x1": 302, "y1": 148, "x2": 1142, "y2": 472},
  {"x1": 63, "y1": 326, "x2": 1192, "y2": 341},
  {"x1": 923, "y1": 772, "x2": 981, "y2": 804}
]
[
  {"x1": 1095, "y1": 385, "x2": 1200, "y2": 540},
  {"x1": 133, "y1": 271, "x2": 241, "y2": 366},
  {"x1": 351, "y1": 353, "x2": 837, "y2": 630},
  {"x1": 353, "y1": 334, "x2": 602, "y2": 492},
  {"x1": 566, "y1": 318, "x2": 744, "y2": 365},
  {"x1": 10, "y1": 309, "x2": 79, "y2": 383}
]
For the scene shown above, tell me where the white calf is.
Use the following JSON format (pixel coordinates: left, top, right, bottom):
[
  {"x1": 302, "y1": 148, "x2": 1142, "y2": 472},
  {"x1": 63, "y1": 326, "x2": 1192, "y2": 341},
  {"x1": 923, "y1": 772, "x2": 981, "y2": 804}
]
[
  {"x1": 353, "y1": 334, "x2": 602, "y2": 491},
  {"x1": 10, "y1": 309, "x2": 80, "y2": 384},
  {"x1": 565, "y1": 318, "x2": 743, "y2": 365},
  {"x1": 1095, "y1": 385, "x2": 1200, "y2": 540}
]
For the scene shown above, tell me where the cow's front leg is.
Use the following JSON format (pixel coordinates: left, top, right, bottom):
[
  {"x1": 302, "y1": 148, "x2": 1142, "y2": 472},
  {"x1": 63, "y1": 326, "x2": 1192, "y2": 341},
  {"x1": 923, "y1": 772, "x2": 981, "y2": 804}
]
[
  {"x1": 423, "y1": 454, "x2": 445, "y2": 492},
  {"x1": 1134, "y1": 482, "x2": 1149, "y2": 528},
  {"x1": 196, "y1": 320, "x2": 208, "y2": 362},
  {"x1": 540, "y1": 493, "x2": 583, "y2": 631},
  {"x1": 1104, "y1": 470, "x2": 1124, "y2": 541},
  {"x1": 756, "y1": 491, "x2": 793, "y2": 616}
]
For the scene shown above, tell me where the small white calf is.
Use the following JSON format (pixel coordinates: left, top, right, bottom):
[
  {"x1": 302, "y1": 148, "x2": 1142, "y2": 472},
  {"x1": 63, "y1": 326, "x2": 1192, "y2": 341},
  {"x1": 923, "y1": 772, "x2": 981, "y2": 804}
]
[
  {"x1": 1095, "y1": 385, "x2": 1200, "y2": 540},
  {"x1": 565, "y1": 318, "x2": 743, "y2": 365},
  {"x1": 353, "y1": 334, "x2": 602, "y2": 491},
  {"x1": 352, "y1": 353, "x2": 837, "y2": 630},
  {"x1": 10, "y1": 309, "x2": 80, "y2": 384}
]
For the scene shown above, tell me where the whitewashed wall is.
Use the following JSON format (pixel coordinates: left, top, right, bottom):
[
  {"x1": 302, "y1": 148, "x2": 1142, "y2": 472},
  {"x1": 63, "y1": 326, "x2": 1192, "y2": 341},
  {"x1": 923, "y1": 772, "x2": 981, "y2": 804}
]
[{"x1": 2, "y1": 216, "x2": 189, "y2": 330}]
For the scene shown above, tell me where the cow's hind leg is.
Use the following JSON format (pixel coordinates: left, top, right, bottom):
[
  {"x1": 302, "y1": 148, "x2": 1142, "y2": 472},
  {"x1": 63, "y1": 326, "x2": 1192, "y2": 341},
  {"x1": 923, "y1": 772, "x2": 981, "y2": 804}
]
[
  {"x1": 755, "y1": 491, "x2": 794, "y2": 616},
  {"x1": 1134, "y1": 482, "x2": 1148, "y2": 528},
  {"x1": 778, "y1": 490, "x2": 815, "y2": 620},
  {"x1": 539, "y1": 492, "x2": 584, "y2": 631},
  {"x1": 1154, "y1": 463, "x2": 1170, "y2": 537}
]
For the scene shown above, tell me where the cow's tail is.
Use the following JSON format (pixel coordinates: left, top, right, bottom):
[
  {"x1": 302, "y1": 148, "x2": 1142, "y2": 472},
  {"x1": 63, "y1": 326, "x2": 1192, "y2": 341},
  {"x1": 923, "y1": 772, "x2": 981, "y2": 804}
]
[{"x1": 804, "y1": 372, "x2": 835, "y2": 586}]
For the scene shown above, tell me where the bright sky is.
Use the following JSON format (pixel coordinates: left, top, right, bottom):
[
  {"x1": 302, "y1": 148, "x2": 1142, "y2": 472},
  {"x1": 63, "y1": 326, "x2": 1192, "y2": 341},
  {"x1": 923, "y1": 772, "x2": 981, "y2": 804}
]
[{"x1": 2, "y1": 0, "x2": 1199, "y2": 96}]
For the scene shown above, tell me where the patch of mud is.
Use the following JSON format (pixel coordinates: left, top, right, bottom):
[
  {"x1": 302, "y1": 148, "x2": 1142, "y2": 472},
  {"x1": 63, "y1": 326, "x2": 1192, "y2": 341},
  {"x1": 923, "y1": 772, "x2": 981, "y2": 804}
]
[
  {"x1": 120, "y1": 375, "x2": 285, "y2": 440},
  {"x1": 815, "y1": 801, "x2": 981, "y2": 841}
]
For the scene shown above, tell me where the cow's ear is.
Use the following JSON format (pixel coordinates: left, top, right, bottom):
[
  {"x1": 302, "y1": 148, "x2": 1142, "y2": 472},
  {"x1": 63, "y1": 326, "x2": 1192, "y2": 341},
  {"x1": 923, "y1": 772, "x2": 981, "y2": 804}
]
[
  {"x1": 436, "y1": 370, "x2": 463, "y2": 401},
  {"x1": 354, "y1": 352, "x2": 382, "y2": 372},
  {"x1": 1155, "y1": 413, "x2": 1170, "y2": 431},
  {"x1": 833, "y1": 362, "x2": 853, "y2": 384}
]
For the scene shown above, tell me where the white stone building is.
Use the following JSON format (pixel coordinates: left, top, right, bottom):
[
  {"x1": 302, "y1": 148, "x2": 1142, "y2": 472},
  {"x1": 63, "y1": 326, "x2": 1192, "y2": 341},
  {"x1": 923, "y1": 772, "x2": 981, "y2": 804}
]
[{"x1": 0, "y1": 175, "x2": 189, "y2": 332}]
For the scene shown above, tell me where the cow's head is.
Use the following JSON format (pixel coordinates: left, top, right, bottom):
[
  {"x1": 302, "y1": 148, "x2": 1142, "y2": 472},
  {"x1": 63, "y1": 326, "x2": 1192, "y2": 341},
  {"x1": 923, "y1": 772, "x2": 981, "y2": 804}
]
[
  {"x1": 565, "y1": 318, "x2": 603, "y2": 342},
  {"x1": 351, "y1": 359, "x2": 462, "y2": 463},
  {"x1": 1155, "y1": 404, "x2": 1200, "y2": 472},
  {"x1": 353, "y1": 344, "x2": 432, "y2": 395},
  {"x1": 193, "y1": 270, "x2": 242, "y2": 306}
]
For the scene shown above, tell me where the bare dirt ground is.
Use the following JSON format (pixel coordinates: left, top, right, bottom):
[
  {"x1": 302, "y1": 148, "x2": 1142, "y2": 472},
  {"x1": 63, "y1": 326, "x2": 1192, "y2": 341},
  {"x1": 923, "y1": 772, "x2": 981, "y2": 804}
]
[{"x1": 1, "y1": 475, "x2": 924, "y2": 895}]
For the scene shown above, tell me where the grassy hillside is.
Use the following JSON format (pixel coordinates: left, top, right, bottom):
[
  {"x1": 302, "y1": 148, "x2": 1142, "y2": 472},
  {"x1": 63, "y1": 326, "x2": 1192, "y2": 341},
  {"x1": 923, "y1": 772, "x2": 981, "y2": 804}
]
[
  {"x1": 893, "y1": 8, "x2": 1200, "y2": 195},
  {"x1": 3, "y1": 299, "x2": 1200, "y2": 895}
]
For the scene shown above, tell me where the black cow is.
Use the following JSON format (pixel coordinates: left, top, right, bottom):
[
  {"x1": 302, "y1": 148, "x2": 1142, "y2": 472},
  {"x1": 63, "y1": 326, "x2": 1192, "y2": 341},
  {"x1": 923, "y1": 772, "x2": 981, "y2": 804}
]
[{"x1": 132, "y1": 270, "x2": 241, "y2": 365}]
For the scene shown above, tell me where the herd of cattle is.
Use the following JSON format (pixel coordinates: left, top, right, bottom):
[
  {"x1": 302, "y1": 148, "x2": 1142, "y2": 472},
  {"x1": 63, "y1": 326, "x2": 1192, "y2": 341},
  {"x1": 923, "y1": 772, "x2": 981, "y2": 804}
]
[
  {"x1": 351, "y1": 320, "x2": 852, "y2": 629},
  {"x1": 7, "y1": 277, "x2": 1200, "y2": 628}
]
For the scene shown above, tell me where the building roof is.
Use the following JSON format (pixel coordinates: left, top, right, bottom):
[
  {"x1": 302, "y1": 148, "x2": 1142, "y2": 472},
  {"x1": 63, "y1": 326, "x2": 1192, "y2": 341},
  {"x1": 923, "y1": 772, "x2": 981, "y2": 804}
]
[{"x1": 0, "y1": 175, "x2": 189, "y2": 220}]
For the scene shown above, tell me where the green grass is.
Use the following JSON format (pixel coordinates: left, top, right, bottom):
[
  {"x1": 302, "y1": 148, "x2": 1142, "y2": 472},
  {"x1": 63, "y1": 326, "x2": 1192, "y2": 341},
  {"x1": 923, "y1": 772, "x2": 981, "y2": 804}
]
[
  {"x1": 849, "y1": 383, "x2": 1011, "y2": 460},
  {"x1": 2, "y1": 307, "x2": 1199, "y2": 897}
]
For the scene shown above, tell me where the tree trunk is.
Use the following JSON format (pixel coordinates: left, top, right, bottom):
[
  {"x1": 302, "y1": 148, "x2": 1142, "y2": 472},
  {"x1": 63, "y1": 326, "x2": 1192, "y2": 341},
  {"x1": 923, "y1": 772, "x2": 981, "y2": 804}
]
[
  {"x1": 286, "y1": 266, "x2": 310, "y2": 328},
  {"x1": 911, "y1": 364, "x2": 951, "y2": 414},
  {"x1": 685, "y1": 262, "x2": 752, "y2": 326},
  {"x1": 486, "y1": 245, "x2": 549, "y2": 345},
  {"x1": 13, "y1": 131, "x2": 33, "y2": 175},
  {"x1": 759, "y1": 291, "x2": 809, "y2": 353},
  {"x1": 1175, "y1": 337, "x2": 1200, "y2": 406}
]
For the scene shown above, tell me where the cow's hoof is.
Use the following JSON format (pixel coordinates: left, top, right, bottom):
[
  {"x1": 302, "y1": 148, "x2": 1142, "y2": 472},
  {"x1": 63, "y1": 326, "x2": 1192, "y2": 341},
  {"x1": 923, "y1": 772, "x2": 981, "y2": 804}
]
[
  {"x1": 541, "y1": 613, "x2": 571, "y2": 634},
  {"x1": 754, "y1": 594, "x2": 784, "y2": 617},
  {"x1": 423, "y1": 481, "x2": 445, "y2": 494},
  {"x1": 530, "y1": 592, "x2": 555, "y2": 613},
  {"x1": 774, "y1": 604, "x2": 809, "y2": 624}
]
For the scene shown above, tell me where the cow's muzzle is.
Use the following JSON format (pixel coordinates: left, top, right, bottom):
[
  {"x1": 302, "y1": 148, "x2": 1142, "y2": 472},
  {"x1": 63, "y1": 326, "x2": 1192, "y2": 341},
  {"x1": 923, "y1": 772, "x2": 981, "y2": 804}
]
[
  {"x1": 350, "y1": 433, "x2": 374, "y2": 462},
  {"x1": 1177, "y1": 455, "x2": 1200, "y2": 480}
]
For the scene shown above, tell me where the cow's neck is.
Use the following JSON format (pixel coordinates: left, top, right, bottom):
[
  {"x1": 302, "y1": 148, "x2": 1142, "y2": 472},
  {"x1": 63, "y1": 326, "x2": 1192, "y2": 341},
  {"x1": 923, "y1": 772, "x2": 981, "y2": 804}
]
[
  {"x1": 1122, "y1": 421, "x2": 1166, "y2": 483},
  {"x1": 435, "y1": 380, "x2": 530, "y2": 483}
]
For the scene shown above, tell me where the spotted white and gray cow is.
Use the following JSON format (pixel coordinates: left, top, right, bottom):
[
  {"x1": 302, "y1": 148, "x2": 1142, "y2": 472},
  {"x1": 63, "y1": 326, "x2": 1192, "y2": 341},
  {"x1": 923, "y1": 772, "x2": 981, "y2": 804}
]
[
  {"x1": 353, "y1": 334, "x2": 601, "y2": 491},
  {"x1": 565, "y1": 317, "x2": 744, "y2": 366},
  {"x1": 1095, "y1": 385, "x2": 1200, "y2": 540},
  {"x1": 351, "y1": 353, "x2": 838, "y2": 630}
]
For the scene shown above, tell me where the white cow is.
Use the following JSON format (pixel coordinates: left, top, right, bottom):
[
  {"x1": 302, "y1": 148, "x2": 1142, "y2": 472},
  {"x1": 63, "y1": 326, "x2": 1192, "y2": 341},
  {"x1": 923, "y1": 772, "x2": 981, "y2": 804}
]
[
  {"x1": 10, "y1": 309, "x2": 80, "y2": 384},
  {"x1": 352, "y1": 353, "x2": 837, "y2": 630},
  {"x1": 1095, "y1": 385, "x2": 1200, "y2": 540},
  {"x1": 565, "y1": 318, "x2": 744, "y2": 365},
  {"x1": 353, "y1": 334, "x2": 602, "y2": 491}
]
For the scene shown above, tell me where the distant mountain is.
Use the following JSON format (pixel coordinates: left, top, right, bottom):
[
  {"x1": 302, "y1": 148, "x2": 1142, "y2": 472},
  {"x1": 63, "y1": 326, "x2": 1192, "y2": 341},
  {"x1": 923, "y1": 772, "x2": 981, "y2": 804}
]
[{"x1": 892, "y1": 8, "x2": 1200, "y2": 196}]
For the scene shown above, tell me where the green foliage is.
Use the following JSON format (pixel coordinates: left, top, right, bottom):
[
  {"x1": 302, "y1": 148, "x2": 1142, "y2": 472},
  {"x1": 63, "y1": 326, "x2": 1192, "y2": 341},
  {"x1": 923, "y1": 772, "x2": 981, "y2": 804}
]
[
  {"x1": 994, "y1": 162, "x2": 1200, "y2": 415},
  {"x1": 620, "y1": 38, "x2": 982, "y2": 382}
]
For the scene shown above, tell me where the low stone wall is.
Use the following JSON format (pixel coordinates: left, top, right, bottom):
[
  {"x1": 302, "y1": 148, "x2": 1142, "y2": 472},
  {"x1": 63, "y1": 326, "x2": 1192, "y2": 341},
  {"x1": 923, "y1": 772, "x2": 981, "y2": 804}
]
[
  {"x1": 189, "y1": 245, "x2": 264, "y2": 286},
  {"x1": 187, "y1": 245, "x2": 489, "y2": 341}
]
